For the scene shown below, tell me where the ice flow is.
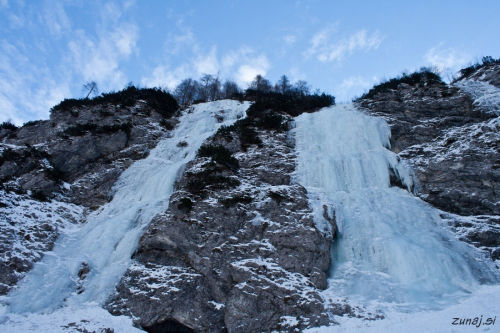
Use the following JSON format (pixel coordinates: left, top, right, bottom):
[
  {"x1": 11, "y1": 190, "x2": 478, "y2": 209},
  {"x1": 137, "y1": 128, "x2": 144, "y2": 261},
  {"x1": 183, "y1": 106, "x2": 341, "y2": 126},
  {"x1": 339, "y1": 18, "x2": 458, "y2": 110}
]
[
  {"x1": 293, "y1": 104, "x2": 498, "y2": 307},
  {"x1": 7, "y1": 100, "x2": 250, "y2": 314}
]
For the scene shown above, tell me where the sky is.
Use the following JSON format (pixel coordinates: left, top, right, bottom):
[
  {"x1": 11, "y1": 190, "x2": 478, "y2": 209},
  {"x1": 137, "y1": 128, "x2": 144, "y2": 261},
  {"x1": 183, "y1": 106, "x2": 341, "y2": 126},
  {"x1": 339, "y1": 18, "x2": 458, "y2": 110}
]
[{"x1": 1, "y1": 0, "x2": 500, "y2": 125}]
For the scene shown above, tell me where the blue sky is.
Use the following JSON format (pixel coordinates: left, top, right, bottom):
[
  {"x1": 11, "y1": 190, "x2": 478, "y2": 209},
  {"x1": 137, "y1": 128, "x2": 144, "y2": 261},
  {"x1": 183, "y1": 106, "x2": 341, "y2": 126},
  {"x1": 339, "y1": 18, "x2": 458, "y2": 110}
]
[{"x1": 1, "y1": 0, "x2": 500, "y2": 124}]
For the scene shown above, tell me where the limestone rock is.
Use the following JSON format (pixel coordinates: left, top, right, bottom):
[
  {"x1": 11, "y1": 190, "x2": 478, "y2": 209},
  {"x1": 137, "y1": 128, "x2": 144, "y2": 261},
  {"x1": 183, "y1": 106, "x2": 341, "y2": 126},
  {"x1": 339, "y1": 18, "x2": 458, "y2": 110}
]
[
  {"x1": 0, "y1": 97, "x2": 179, "y2": 295},
  {"x1": 107, "y1": 114, "x2": 334, "y2": 332}
]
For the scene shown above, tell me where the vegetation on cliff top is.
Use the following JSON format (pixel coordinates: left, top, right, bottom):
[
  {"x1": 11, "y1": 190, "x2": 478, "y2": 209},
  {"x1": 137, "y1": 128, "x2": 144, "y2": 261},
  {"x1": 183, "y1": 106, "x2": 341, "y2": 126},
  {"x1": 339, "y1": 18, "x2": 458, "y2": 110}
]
[
  {"x1": 356, "y1": 67, "x2": 444, "y2": 101},
  {"x1": 456, "y1": 56, "x2": 500, "y2": 80},
  {"x1": 51, "y1": 86, "x2": 179, "y2": 119}
]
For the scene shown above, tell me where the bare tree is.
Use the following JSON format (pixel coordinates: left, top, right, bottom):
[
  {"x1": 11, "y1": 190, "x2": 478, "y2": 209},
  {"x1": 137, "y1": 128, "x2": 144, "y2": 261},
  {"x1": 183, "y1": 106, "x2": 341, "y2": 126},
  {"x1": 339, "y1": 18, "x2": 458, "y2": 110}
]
[
  {"x1": 222, "y1": 79, "x2": 240, "y2": 99},
  {"x1": 199, "y1": 74, "x2": 214, "y2": 102},
  {"x1": 208, "y1": 72, "x2": 222, "y2": 101},
  {"x1": 294, "y1": 80, "x2": 311, "y2": 96},
  {"x1": 249, "y1": 74, "x2": 272, "y2": 92},
  {"x1": 174, "y1": 78, "x2": 201, "y2": 105},
  {"x1": 82, "y1": 81, "x2": 98, "y2": 99},
  {"x1": 276, "y1": 75, "x2": 291, "y2": 94}
]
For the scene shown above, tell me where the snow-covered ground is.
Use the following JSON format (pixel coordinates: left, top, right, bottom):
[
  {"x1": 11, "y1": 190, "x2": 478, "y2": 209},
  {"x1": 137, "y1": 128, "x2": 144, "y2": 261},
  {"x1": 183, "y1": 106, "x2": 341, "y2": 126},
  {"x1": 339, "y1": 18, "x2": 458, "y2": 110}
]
[
  {"x1": 305, "y1": 284, "x2": 500, "y2": 332},
  {"x1": 0, "y1": 303, "x2": 142, "y2": 332}
]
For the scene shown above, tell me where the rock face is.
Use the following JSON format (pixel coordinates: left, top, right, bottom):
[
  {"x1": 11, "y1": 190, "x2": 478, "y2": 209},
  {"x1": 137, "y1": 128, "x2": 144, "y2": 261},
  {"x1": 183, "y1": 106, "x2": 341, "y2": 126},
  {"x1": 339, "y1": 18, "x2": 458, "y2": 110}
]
[
  {"x1": 355, "y1": 65, "x2": 500, "y2": 259},
  {"x1": 0, "y1": 92, "x2": 179, "y2": 295},
  {"x1": 1, "y1": 99, "x2": 177, "y2": 208},
  {"x1": 107, "y1": 112, "x2": 334, "y2": 332}
]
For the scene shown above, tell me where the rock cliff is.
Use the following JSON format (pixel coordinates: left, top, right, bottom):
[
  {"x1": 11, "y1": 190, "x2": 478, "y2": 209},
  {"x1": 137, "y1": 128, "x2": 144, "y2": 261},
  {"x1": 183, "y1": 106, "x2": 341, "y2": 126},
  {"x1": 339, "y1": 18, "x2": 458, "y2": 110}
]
[
  {"x1": 106, "y1": 109, "x2": 334, "y2": 332},
  {"x1": 0, "y1": 88, "x2": 179, "y2": 294}
]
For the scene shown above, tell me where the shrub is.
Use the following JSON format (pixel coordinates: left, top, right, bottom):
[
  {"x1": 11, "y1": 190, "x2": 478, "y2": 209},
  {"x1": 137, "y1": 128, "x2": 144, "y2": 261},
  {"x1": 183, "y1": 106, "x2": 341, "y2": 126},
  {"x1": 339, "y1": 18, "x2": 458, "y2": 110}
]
[
  {"x1": 62, "y1": 123, "x2": 98, "y2": 136},
  {"x1": 0, "y1": 146, "x2": 51, "y2": 169},
  {"x1": 458, "y1": 56, "x2": 500, "y2": 80},
  {"x1": 23, "y1": 120, "x2": 39, "y2": 127},
  {"x1": 160, "y1": 119, "x2": 175, "y2": 130},
  {"x1": 51, "y1": 86, "x2": 179, "y2": 119},
  {"x1": 186, "y1": 173, "x2": 240, "y2": 193},
  {"x1": 268, "y1": 191, "x2": 285, "y2": 204},
  {"x1": 197, "y1": 144, "x2": 239, "y2": 170},
  {"x1": 177, "y1": 197, "x2": 193, "y2": 212},
  {"x1": 244, "y1": 90, "x2": 335, "y2": 117},
  {"x1": 99, "y1": 110, "x2": 114, "y2": 117},
  {"x1": 257, "y1": 112, "x2": 287, "y2": 131},
  {"x1": 357, "y1": 68, "x2": 444, "y2": 100},
  {"x1": 44, "y1": 166, "x2": 65, "y2": 184},
  {"x1": 0, "y1": 121, "x2": 18, "y2": 131},
  {"x1": 216, "y1": 121, "x2": 263, "y2": 151},
  {"x1": 61, "y1": 122, "x2": 132, "y2": 137},
  {"x1": 30, "y1": 190, "x2": 50, "y2": 202},
  {"x1": 0, "y1": 148, "x2": 22, "y2": 167}
]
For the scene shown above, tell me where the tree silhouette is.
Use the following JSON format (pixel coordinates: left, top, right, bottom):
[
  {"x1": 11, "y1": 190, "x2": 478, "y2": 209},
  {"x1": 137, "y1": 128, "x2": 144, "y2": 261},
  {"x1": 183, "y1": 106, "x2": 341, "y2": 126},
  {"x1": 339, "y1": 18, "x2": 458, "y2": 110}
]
[{"x1": 82, "y1": 81, "x2": 99, "y2": 99}]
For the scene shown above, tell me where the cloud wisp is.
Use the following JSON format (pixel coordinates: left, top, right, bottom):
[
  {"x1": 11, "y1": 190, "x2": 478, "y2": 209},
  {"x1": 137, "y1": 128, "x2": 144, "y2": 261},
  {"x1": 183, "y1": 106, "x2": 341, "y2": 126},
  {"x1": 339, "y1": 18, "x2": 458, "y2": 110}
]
[
  {"x1": 305, "y1": 27, "x2": 383, "y2": 62},
  {"x1": 67, "y1": 22, "x2": 139, "y2": 91},
  {"x1": 142, "y1": 20, "x2": 272, "y2": 91},
  {"x1": 0, "y1": 1, "x2": 140, "y2": 124},
  {"x1": 425, "y1": 43, "x2": 470, "y2": 72}
]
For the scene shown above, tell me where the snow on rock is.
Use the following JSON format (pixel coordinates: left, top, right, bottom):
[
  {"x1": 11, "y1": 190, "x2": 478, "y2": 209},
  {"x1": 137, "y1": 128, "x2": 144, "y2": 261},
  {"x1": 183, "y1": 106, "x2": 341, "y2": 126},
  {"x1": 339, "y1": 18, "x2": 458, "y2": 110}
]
[
  {"x1": 0, "y1": 190, "x2": 84, "y2": 295},
  {"x1": 107, "y1": 107, "x2": 334, "y2": 332},
  {"x1": 4, "y1": 100, "x2": 249, "y2": 316},
  {"x1": 454, "y1": 79, "x2": 500, "y2": 115}
]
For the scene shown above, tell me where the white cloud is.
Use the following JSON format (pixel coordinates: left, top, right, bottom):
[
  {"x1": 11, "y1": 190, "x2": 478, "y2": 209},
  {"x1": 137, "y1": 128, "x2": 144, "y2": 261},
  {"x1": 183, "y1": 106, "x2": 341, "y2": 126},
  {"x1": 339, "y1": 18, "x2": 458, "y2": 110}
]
[
  {"x1": 222, "y1": 47, "x2": 270, "y2": 85},
  {"x1": 164, "y1": 20, "x2": 197, "y2": 55},
  {"x1": 235, "y1": 53, "x2": 270, "y2": 85},
  {"x1": 425, "y1": 43, "x2": 469, "y2": 71},
  {"x1": 0, "y1": 2, "x2": 140, "y2": 124},
  {"x1": 305, "y1": 27, "x2": 383, "y2": 62},
  {"x1": 142, "y1": 44, "x2": 271, "y2": 90},
  {"x1": 289, "y1": 66, "x2": 306, "y2": 82},
  {"x1": 67, "y1": 23, "x2": 139, "y2": 91},
  {"x1": 193, "y1": 46, "x2": 219, "y2": 75},
  {"x1": 42, "y1": 1, "x2": 71, "y2": 38},
  {"x1": 334, "y1": 75, "x2": 375, "y2": 102},
  {"x1": 340, "y1": 76, "x2": 371, "y2": 90},
  {"x1": 0, "y1": 40, "x2": 71, "y2": 124},
  {"x1": 283, "y1": 34, "x2": 297, "y2": 45},
  {"x1": 140, "y1": 64, "x2": 190, "y2": 90}
]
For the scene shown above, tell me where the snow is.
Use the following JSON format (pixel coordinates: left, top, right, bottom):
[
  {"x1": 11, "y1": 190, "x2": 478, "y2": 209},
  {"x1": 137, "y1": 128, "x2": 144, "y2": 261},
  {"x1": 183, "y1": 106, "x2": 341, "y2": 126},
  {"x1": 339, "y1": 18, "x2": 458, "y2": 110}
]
[
  {"x1": 0, "y1": 303, "x2": 142, "y2": 332},
  {"x1": 0, "y1": 191, "x2": 84, "y2": 292},
  {"x1": 454, "y1": 79, "x2": 500, "y2": 114},
  {"x1": 293, "y1": 104, "x2": 499, "y2": 324},
  {"x1": 304, "y1": 284, "x2": 500, "y2": 332},
  {"x1": 2, "y1": 100, "x2": 250, "y2": 317}
]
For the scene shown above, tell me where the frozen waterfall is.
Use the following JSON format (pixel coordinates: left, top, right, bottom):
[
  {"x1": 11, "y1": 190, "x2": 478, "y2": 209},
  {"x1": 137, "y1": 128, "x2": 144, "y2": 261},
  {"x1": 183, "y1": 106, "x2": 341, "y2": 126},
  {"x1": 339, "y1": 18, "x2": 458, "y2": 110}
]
[
  {"x1": 293, "y1": 104, "x2": 498, "y2": 308},
  {"x1": 6, "y1": 100, "x2": 250, "y2": 314}
]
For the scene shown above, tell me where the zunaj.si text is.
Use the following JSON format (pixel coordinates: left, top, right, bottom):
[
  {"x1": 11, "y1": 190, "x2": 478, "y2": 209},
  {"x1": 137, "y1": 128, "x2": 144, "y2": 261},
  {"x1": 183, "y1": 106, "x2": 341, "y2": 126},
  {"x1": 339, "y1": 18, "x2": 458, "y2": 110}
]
[{"x1": 452, "y1": 316, "x2": 496, "y2": 328}]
